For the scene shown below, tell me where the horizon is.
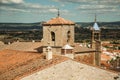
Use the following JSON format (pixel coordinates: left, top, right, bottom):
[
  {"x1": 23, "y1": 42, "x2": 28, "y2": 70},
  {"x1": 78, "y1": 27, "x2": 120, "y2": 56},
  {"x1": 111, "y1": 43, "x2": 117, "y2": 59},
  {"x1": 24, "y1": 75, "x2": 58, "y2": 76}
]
[
  {"x1": 0, "y1": 21, "x2": 120, "y2": 24},
  {"x1": 0, "y1": 0, "x2": 120, "y2": 23}
]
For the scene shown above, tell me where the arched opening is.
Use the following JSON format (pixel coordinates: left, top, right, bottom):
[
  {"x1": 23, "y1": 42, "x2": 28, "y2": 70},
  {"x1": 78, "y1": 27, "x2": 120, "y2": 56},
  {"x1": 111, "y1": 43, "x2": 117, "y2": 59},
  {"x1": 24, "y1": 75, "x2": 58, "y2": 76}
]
[
  {"x1": 67, "y1": 31, "x2": 71, "y2": 42},
  {"x1": 51, "y1": 31, "x2": 55, "y2": 41},
  {"x1": 94, "y1": 33, "x2": 99, "y2": 40}
]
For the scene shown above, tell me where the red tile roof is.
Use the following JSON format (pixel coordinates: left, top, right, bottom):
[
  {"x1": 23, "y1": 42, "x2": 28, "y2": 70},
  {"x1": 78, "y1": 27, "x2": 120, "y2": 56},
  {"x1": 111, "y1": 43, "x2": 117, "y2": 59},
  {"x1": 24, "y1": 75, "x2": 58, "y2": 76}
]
[
  {"x1": 101, "y1": 54, "x2": 111, "y2": 68},
  {"x1": 101, "y1": 53, "x2": 111, "y2": 61},
  {"x1": 43, "y1": 17, "x2": 75, "y2": 25},
  {"x1": 0, "y1": 49, "x2": 68, "y2": 80}
]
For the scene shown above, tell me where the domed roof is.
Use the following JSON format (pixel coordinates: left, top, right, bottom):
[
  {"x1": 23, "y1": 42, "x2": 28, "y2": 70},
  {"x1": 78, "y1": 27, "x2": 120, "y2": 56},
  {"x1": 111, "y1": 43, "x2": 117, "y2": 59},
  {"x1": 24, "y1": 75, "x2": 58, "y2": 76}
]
[
  {"x1": 62, "y1": 44, "x2": 73, "y2": 49},
  {"x1": 43, "y1": 17, "x2": 75, "y2": 26},
  {"x1": 47, "y1": 46, "x2": 52, "y2": 49},
  {"x1": 93, "y1": 22, "x2": 100, "y2": 31}
]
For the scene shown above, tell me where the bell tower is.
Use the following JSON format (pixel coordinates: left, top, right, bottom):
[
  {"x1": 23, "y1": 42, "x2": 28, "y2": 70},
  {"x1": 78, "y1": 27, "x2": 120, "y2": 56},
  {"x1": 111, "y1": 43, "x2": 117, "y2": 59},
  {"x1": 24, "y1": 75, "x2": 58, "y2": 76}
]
[
  {"x1": 91, "y1": 14, "x2": 100, "y2": 49},
  {"x1": 42, "y1": 9, "x2": 75, "y2": 54},
  {"x1": 91, "y1": 14, "x2": 101, "y2": 66}
]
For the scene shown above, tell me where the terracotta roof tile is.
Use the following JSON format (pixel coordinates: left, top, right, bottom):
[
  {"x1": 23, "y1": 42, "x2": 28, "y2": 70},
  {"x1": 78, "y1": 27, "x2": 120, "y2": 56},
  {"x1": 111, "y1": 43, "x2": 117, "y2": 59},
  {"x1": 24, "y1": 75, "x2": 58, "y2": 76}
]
[
  {"x1": 43, "y1": 17, "x2": 75, "y2": 25},
  {"x1": 101, "y1": 53, "x2": 111, "y2": 61},
  {"x1": 74, "y1": 43, "x2": 95, "y2": 53},
  {"x1": 0, "y1": 49, "x2": 68, "y2": 80}
]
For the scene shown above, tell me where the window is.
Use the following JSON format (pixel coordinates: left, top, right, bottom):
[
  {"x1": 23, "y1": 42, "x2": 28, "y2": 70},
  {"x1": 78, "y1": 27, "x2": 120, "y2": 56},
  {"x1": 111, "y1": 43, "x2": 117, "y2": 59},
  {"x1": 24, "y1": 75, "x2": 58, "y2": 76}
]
[
  {"x1": 51, "y1": 31, "x2": 55, "y2": 41},
  {"x1": 67, "y1": 31, "x2": 71, "y2": 42}
]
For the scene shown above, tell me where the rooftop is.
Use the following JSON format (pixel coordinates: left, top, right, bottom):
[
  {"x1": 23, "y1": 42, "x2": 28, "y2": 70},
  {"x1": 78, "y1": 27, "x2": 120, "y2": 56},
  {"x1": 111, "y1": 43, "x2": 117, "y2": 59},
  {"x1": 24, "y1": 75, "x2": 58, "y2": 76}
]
[
  {"x1": 62, "y1": 44, "x2": 73, "y2": 49},
  {"x1": 93, "y1": 22, "x2": 100, "y2": 31},
  {"x1": 43, "y1": 17, "x2": 75, "y2": 25},
  {"x1": 0, "y1": 42, "x2": 42, "y2": 52},
  {"x1": 21, "y1": 60, "x2": 117, "y2": 80},
  {"x1": 0, "y1": 49, "x2": 68, "y2": 80},
  {"x1": 74, "y1": 43, "x2": 95, "y2": 53}
]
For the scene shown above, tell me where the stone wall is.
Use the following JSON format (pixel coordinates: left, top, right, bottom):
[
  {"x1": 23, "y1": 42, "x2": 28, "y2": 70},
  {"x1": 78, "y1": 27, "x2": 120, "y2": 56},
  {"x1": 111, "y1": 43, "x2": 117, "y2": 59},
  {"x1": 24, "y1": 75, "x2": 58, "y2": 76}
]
[{"x1": 74, "y1": 53, "x2": 95, "y2": 65}]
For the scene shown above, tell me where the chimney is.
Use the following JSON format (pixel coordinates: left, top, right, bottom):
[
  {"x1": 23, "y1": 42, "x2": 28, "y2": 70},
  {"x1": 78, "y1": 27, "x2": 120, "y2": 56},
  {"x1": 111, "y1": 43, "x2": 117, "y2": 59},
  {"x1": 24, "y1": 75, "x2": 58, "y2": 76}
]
[{"x1": 46, "y1": 46, "x2": 52, "y2": 60}]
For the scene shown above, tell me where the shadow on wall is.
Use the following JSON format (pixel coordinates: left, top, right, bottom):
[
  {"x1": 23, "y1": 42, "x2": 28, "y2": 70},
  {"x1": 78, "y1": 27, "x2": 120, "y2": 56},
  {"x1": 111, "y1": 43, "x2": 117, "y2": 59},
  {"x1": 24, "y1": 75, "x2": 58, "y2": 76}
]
[{"x1": 34, "y1": 46, "x2": 43, "y2": 53}]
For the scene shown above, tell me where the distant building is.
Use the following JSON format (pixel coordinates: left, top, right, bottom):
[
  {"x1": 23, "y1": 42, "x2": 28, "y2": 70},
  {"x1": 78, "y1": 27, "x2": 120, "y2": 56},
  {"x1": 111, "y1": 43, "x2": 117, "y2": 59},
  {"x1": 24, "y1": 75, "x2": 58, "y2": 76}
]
[{"x1": 91, "y1": 14, "x2": 101, "y2": 66}]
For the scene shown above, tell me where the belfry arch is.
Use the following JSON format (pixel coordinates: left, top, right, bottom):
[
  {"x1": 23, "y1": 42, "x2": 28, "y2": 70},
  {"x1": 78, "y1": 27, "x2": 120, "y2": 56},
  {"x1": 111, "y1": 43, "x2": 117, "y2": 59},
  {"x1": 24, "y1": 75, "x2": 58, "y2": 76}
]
[
  {"x1": 67, "y1": 31, "x2": 71, "y2": 43},
  {"x1": 51, "y1": 31, "x2": 55, "y2": 41}
]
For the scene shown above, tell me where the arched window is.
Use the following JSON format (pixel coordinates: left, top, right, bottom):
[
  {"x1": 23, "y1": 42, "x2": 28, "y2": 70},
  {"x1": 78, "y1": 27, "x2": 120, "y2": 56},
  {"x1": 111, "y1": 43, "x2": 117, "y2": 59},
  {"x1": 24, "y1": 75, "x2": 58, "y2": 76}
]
[
  {"x1": 51, "y1": 31, "x2": 55, "y2": 41},
  {"x1": 67, "y1": 31, "x2": 71, "y2": 42}
]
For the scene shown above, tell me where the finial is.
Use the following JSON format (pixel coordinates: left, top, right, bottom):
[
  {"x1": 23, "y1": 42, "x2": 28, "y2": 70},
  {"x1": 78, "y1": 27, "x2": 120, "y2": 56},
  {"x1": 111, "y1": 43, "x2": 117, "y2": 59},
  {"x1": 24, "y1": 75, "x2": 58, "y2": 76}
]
[
  {"x1": 95, "y1": 13, "x2": 97, "y2": 22},
  {"x1": 57, "y1": 8, "x2": 60, "y2": 17}
]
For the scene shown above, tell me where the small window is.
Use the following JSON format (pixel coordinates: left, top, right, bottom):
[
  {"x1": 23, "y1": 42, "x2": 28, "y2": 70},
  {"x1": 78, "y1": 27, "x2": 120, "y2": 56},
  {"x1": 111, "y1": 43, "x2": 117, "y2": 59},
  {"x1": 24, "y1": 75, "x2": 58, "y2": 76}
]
[
  {"x1": 67, "y1": 31, "x2": 71, "y2": 42},
  {"x1": 51, "y1": 31, "x2": 55, "y2": 41}
]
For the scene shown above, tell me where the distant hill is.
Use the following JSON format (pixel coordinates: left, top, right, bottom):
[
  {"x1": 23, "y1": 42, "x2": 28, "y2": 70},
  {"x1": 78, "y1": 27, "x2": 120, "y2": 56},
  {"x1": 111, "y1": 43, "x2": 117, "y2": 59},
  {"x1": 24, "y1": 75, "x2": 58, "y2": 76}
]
[
  {"x1": 0, "y1": 21, "x2": 120, "y2": 31},
  {"x1": 0, "y1": 22, "x2": 42, "y2": 31},
  {"x1": 76, "y1": 21, "x2": 120, "y2": 29},
  {"x1": 0, "y1": 21, "x2": 119, "y2": 42}
]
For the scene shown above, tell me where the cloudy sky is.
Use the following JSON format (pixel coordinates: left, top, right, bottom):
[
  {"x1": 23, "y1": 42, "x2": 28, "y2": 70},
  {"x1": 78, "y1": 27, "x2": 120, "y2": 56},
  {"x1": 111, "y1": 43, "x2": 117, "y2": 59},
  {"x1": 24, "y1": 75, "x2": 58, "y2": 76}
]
[{"x1": 0, "y1": 0, "x2": 120, "y2": 23}]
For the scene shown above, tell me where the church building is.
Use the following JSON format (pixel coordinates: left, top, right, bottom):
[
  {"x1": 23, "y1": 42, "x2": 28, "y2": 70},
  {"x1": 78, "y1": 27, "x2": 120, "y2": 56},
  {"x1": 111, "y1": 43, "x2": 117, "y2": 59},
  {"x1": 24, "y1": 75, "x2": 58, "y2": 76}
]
[
  {"x1": 42, "y1": 10, "x2": 101, "y2": 66},
  {"x1": 42, "y1": 10, "x2": 75, "y2": 54}
]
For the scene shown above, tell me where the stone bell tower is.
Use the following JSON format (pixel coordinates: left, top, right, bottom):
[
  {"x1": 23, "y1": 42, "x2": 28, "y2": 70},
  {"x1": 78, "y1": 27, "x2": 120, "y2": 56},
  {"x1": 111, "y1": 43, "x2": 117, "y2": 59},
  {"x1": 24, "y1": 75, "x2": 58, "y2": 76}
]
[
  {"x1": 91, "y1": 14, "x2": 101, "y2": 66},
  {"x1": 91, "y1": 14, "x2": 100, "y2": 49},
  {"x1": 42, "y1": 9, "x2": 75, "y2": 54}
]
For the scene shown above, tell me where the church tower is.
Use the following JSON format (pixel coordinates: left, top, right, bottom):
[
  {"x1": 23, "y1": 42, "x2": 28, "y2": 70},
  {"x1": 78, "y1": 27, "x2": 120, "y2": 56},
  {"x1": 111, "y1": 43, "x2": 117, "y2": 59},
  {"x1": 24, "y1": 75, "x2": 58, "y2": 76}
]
[
  {"x1": 42, "y1": 9, "x2": 75, "y2": 54},
  {"x1": 91, "y1": 14, "x2": 101, "y2": 66},
  {"x1": 91, "y1": 14, "x2": 101, "y2": 49}
]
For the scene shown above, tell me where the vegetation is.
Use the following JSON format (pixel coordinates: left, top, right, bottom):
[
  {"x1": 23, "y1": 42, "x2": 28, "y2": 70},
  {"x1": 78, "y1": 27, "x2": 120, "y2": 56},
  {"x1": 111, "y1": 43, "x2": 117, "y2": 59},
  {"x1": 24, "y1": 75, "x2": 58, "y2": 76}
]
[
  {"x1": 109, "y1": 56, "x2": 120, "y2": 72},
  {"x1": 0, "y1": 21, "x2": 120, "y2": 43}
]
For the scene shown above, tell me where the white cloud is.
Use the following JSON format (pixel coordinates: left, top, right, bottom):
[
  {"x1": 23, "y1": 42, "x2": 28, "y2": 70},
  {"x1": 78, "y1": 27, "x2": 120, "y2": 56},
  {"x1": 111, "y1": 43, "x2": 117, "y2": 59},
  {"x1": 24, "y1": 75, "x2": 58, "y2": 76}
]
[
  {"x1": 0, "y1": 0, "x2": 58, "y2": 14},
  {"x1": 0, "y1": 6, "x2": 30, "y2": 12},
  {"x1": 53, "y1": 0, "x2": 120, "y2": 4},
  {"x1": 0, "y1": 0, "x2": 24, "y2": 4},
  {"x1": 49, "y1": 8, "x2": 57, "y2": 13},
  {"x1": 77, "y1": 5, "x2": 118, "y2": 10}
]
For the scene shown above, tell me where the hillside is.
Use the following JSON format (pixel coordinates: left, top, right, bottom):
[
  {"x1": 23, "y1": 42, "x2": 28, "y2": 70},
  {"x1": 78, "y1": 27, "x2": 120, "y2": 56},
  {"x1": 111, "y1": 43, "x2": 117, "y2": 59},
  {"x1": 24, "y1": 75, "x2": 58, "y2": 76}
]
[
  {"x1": 0, "y1": 21, "x2": 120, "y2": 30},
  {"x1": 76, "y1": 21, "x2": 120, "y2": 29},
  {"x1": 0, "y1": 21, "x2": 119, "y2": 42},
  {"x1": 0, "y1": 22, "x2": 42, "y2": 31}
]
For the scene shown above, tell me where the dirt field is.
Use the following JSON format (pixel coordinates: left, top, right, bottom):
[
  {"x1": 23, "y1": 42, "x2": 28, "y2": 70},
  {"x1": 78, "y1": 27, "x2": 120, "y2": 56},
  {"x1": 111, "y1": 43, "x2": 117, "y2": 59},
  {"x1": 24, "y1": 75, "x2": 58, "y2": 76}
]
[{"x1": 0, "y1": 49, "x2": 68, "y2": 80}]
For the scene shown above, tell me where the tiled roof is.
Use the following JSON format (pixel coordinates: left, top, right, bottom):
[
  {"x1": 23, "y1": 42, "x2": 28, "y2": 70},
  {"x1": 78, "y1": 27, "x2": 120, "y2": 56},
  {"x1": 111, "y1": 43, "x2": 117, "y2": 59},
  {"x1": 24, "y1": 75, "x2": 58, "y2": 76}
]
[
  {"x1": 62, "y1": 44, "x2": 73, "y2": 49},
  {"x1": 74, "y1": 43, "x2": 95, "y2": 53},
  {"x1": 21, "y1": 60, "x2": 117, "y2": 80},
  {"x1": 0, "y1": 49, "x2": 68, "y2": 80},
  {"x1": 0, "y1": 42, "x2": 42, "y2": 52},
  {"x1": 43, "y1": 17, "x2": 75, "y2": 25},
  {"x1": 101, "y1": 53, "x2": 111, "y2": 61}
]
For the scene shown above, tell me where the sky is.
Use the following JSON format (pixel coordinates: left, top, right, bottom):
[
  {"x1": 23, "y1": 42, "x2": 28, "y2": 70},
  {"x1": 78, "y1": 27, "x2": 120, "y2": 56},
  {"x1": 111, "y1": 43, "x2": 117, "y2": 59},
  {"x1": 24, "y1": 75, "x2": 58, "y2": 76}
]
[{"x1": 0, "y1": 0, "x2": 120, "y2": 23}]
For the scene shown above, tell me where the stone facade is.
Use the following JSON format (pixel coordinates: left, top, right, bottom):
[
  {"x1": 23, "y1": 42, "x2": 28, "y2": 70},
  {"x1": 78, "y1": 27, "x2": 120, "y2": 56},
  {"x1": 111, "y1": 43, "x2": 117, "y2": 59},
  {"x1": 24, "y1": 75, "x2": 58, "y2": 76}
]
[
  {"x1": 43, "y1": 25, "x2": 74, "y2": 47},
  {"x1": 91, "y1": 17, "x2": 101, "y2": 66},
  {"x1": 75, "y1": 52, "x2": 95, "y2": 64},
  {"x1": 42, "y1": 16, "x2": 75, "y2": 54}
]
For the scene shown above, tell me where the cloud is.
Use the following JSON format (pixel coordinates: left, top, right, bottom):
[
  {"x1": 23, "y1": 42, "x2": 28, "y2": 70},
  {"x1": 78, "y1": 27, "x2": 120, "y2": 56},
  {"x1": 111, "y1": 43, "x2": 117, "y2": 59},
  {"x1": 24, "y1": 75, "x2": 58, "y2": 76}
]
[
  {"x1": 53, "y1": 0, "x2": 120, "y2": 14},
  {"x1": 77, "y1": 5, "x2": 118, "y2": 10},
  {"x1": 0, "y1": 0, "x2": 24, "y2": 4},
  {"x1": 0, "y1": 6, "x2": 30, "y2": 13},
  {"x1": 0, "y1": 0, "x2": 71, "y2": 17},
  {"x1": 0, "y1": 0, "x2": 58, "y2": 14},
  {"x1": 53, "y1": 0, "x2": 120, "y2": 4}
]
